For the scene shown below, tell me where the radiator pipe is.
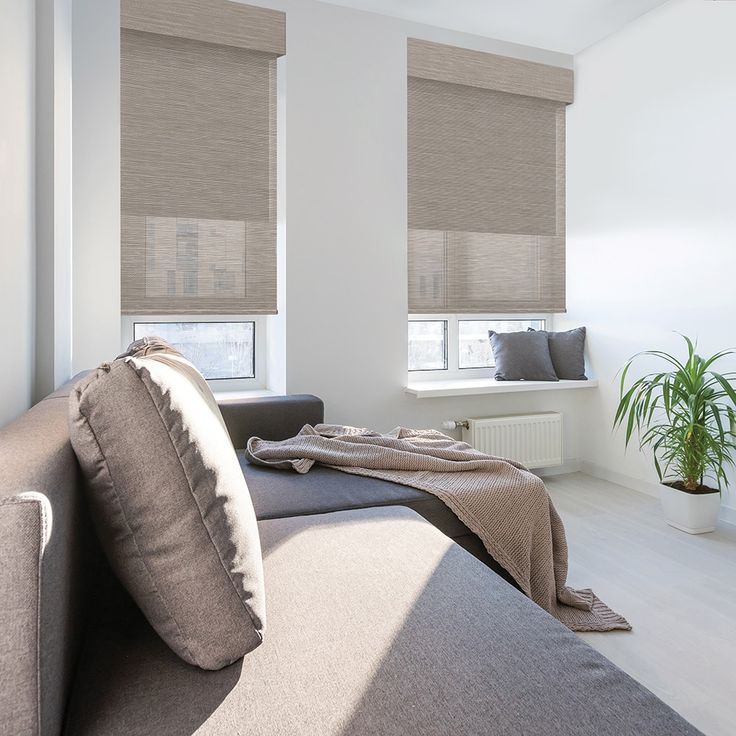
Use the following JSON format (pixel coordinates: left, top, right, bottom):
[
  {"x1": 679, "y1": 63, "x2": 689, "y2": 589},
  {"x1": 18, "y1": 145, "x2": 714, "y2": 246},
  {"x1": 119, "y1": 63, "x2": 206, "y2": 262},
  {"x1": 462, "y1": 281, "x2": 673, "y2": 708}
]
[{"x1": 441, "y1": 419, "x2": 469, "y2": 430}]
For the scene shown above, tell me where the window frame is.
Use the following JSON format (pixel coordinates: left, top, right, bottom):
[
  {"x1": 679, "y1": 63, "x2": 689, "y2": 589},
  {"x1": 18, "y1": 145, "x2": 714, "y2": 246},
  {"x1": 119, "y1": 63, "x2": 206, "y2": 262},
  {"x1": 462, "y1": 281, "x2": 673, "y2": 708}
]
[
  {"x1": 120, "y1": 314, "x2": 267, "y2": 390},
  {"x1": 408, "y1": 313, "x2": 550, "y2": 382},
  {"x1": 407, "y1": 318, "x2": 448, "y2": 372}
]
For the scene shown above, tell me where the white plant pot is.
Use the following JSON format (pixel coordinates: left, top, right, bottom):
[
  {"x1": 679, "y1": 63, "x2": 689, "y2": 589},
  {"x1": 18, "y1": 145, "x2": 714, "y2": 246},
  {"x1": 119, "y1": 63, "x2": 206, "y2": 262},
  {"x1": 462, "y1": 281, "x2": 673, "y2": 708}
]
[{"x1": 659, "y1": 483, "x2": 721, "y2": 534}]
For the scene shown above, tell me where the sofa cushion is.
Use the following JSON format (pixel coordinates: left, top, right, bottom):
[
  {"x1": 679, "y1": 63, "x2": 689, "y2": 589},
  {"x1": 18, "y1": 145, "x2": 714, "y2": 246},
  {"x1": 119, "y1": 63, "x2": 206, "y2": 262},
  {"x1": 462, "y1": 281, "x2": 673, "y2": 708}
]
[
  {"x1": 64, "y1": 506, "x2": 699, "y2": 736},
  {"x1": 489, "y1": 330, "x2": 558, "y2": 381},
  {"x1": 239, "y1": 458, "x2": 517, "y2": 586},
  {"x1": 68, "y1": 350, "x2": 265, "y2": 670},
  {"x1": 529, "y1": 326, "x2": 587, "y2": 380},
  {"x1": 242, "y1": 458, "x2": 457, "y2": 524}
]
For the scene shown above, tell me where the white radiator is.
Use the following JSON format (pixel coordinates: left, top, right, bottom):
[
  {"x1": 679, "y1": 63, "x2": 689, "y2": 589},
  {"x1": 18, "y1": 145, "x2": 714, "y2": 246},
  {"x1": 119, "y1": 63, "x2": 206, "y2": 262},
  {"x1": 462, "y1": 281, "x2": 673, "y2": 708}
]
[{"x1": 461, "y1": 413, "x2": 563, "y2": 469}]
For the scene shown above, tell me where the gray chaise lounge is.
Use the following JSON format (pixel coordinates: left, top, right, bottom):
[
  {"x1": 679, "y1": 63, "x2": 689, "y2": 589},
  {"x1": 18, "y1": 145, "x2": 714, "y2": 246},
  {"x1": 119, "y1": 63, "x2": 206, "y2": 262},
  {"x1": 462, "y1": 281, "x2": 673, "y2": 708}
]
[{"x1": 0, "y1": 383, "x2": 701, "y2": 735}]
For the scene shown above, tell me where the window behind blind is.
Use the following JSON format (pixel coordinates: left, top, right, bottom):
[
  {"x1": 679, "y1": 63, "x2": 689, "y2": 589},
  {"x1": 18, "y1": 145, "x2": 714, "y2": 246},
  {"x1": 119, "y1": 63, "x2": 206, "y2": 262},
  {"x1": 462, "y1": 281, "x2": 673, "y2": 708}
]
[
  {"x1": 120, "y1": 0, "x2": 285, "y2": 315},
  {"x1": 407, "y1": 39, "x2": 573, "y2": 314}
]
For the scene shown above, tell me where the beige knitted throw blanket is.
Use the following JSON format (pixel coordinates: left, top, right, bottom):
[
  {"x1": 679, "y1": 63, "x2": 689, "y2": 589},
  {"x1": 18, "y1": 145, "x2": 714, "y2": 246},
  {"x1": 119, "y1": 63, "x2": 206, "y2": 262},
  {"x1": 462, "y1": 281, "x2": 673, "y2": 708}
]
[{"x1": 246, "y1": 424, "x2": 630, "y2": 633}]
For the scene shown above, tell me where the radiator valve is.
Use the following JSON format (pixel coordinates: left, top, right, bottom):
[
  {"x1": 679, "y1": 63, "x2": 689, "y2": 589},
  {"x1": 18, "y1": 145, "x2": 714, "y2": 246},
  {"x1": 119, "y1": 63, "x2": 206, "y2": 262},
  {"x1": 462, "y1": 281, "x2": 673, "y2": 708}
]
[{"x1": 441, "y1": 419, "x2": 469, "y2": 430}]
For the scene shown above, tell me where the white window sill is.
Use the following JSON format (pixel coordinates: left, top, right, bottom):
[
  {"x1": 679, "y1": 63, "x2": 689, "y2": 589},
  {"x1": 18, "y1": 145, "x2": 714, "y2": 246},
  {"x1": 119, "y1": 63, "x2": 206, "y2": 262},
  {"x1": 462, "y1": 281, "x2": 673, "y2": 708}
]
[{"x1": 404, "y1": 378, "x2": 598, "y2": 399}]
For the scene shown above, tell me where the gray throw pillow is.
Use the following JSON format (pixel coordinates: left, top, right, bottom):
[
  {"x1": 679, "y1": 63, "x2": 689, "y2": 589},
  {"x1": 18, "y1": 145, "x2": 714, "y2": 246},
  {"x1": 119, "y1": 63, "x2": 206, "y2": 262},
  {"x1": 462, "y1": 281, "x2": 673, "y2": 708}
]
[
  {"x1": 489, "y1": 330, "x2": 558, "y2": 381},
  {"x1": 68, "y1": 341, "x2": 265, "y2": 670},
  {"x1": 528, "y1": 327, "x2": 587, "y2": 380}
]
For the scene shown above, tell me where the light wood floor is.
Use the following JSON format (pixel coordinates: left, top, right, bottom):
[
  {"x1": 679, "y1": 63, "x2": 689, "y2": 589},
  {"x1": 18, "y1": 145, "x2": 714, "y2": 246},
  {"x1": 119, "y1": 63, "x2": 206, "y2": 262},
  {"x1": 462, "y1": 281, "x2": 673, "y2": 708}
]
[{"x1": 545, "y1": 473, "x2": 736, "y2": 736}]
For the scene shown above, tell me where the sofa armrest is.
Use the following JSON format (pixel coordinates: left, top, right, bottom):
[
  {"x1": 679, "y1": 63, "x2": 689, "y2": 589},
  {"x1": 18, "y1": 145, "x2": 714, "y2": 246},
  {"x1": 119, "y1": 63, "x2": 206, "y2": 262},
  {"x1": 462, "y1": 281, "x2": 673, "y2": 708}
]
[
  {"x1": 1, "y1": 391, "x2": 92, "y2": 736},
  {"x1": 218, "y1": 394, "x2": 324, "y2": 449},
  {"x1": 0, "y1": 492, "x2": 52, "y2": 736}
]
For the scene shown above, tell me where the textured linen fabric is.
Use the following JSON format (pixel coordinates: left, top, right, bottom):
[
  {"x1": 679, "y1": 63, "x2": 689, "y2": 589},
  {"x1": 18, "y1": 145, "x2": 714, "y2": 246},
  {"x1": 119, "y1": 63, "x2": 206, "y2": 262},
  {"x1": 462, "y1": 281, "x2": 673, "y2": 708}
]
[
  {"x1": 120, "y1": 0, "x2": 284, "y2": 316},
  {"x1": 407, "y1": 38, "x2": 574, "y2": 103},
  {"x1": 247, "y1": 425, "x2": 629, "y2": 632},
  {"x1": 529, "y1": 326, "x2": 587, "y2": 380},
  {"x1": 489, "y1": 329, "x2": 559, "y2": 381},
  {"x1": 240, "y1": 458, "x2": 517, "y2": 586},
  {"x1": 64, "y1": 507, "x2": 700, "y2": 736},
  {"x1": 0, "y1": 494, "x2": 48, "y2": 736},
  {"x1": 121, "y1": 0, "x2": 286, "y2": 55},
  {"x1": 407, "y1": 39, "x2": 569, "y2": 315},
  {"x1": 223, "y1": 393, "x2": 508, "y2": 582},
  {"x1": 0, "y1": 380, "x2": 88, "y2": 736},
  {"x1": 68, "y1": 352, "x2": 266, "y2": 670}
]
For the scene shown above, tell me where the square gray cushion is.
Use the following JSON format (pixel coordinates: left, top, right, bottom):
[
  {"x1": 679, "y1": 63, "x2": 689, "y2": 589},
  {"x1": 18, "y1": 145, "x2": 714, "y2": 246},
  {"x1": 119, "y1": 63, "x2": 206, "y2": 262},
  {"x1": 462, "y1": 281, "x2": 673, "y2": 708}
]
[
  {"x1": 529, "y1": 327, "x2": 587, "y2": 380},
  {"x1": 68, "y1": 342, "x2": 266, "y2": 670},
  {"x1": 489, "y1": 330, "x2": 558, "y2": 381}
]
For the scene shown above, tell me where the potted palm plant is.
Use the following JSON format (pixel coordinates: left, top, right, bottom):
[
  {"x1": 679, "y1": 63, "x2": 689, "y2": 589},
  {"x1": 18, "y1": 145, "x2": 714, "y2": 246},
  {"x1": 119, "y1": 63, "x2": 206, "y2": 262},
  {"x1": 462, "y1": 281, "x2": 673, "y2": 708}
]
[{"x1": 614, "y1": 335, "x2": 736, "y2": 534}]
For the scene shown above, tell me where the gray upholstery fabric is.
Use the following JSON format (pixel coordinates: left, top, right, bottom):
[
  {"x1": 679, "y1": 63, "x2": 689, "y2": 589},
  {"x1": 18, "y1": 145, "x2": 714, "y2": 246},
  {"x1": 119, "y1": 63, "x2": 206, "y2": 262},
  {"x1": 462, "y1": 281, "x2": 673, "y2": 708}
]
[
  {"x1": 240, "y1": 457, "x2": 517, "y2": 586},
  {"x1": 68, "y1": 355, "x2": 266, "y2": 670},
  {"x1": 64, "y1": 507, "x2": 700, "y2": 736},
  {"x1": 0, "y1": 378, "x2": 88, "y2": 736},
  {"x1": 530, "y1": 326, "x2": 587, "y2": 380},
  {"x1": 245, "y1": 425, "x2": 628, "y2": 632},
  {"x1": 219, "y1": 394, "x2": 324, "y2": 449},
  {"x1": 228, "y1": 393, "x2": 515, "y2": 584},
  {"x1": 0, "y1": 495, "x2": 46, "y2": 736},
  {"x1": 243, "y1": 458, "x2": 456, "y2": 523},
  {"x1": 489, "y1": 330, "x2": 558, "y2": 381}
]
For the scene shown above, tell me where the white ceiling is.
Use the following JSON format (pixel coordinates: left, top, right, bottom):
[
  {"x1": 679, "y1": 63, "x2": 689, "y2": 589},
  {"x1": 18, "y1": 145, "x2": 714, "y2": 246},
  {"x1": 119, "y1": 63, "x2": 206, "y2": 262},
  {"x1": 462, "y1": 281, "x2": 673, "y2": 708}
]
[{"x1": 316, "y1": 0, "x2": 669, "y2": 54}]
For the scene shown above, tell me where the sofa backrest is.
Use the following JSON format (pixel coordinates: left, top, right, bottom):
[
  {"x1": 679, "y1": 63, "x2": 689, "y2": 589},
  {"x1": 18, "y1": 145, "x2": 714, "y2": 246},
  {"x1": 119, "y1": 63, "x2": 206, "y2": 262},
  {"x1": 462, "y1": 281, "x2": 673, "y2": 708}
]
[
  {"x1": 0, "y1": 386, "x2": 324, "y2": 736},
  {"x1": 0, "y1": 379, "x2": 90, "y2": 736}
]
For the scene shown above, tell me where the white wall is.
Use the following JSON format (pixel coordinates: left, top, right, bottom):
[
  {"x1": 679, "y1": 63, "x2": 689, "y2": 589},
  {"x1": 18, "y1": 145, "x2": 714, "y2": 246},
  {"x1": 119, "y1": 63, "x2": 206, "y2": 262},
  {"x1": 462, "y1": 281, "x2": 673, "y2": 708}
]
[
  {"x1": 35, "y1": 0, "x2": 73, "y2": 402},
  {"x1": 71, "y1": 0, "x2": 120, "y2": 374},
  {"x1": 565, "y1": 0, "x2": 736, "y2": 511},
  {"x1": 66, "y1": 0, "x2": 588, "y2": 467},
  {"x1": 0, "y1": 0, "x2": 35, "y2": 427},
  {"x1": 269, "y1": 0, "x2": 588, "y2": 467},
  {"x1": 10, "y1": 0, "x2": 735, "y2": 495}
]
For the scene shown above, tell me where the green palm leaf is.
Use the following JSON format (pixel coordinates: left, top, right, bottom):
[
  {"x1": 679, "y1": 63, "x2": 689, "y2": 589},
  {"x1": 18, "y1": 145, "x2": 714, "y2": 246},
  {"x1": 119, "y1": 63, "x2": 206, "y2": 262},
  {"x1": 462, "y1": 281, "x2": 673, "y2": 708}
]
[{"x1": 614, "y1": 335, "x2": 736, "y2": 492}]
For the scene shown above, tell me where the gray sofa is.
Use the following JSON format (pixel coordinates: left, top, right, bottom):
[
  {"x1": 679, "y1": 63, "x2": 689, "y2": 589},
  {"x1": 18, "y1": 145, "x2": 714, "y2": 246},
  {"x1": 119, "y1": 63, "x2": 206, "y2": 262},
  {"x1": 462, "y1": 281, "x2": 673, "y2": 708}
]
[{"x1": 0, "y1": 382, "x2": 701, "y2": 736}]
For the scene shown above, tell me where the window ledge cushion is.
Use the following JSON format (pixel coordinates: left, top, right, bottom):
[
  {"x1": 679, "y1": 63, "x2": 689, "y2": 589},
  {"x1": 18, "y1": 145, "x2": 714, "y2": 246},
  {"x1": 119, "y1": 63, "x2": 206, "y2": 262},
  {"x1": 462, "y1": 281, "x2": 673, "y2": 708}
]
[{"x1": 404, "y1": 378, "x2": 598, "y2": 399}]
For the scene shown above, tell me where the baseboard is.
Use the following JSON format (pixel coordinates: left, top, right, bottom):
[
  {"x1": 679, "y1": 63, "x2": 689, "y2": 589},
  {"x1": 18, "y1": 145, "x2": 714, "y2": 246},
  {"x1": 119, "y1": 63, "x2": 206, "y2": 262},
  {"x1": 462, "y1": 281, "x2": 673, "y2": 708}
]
[
  {"x1": 719, "y1": 504, "x2": 736, "y2": 527},
  {"x1": 535, "y1": 458, "x2": 581, "y2": 478},
  {"x1": 579, "y1": 461, "x2": 661, "y2": 498},
  {"x1": 581, "y1": 461, "x2": 736, "y2": 527}
]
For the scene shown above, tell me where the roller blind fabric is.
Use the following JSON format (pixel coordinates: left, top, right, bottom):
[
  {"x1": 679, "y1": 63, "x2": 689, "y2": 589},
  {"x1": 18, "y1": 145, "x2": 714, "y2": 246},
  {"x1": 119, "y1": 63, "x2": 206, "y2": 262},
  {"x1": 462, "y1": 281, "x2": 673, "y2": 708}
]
[
  {"x1": 408, "y1": 39, "x2": 572, "y2": 314},
  {"x1": 121, "y1": 0, "x2": 284, "y2": 315}
]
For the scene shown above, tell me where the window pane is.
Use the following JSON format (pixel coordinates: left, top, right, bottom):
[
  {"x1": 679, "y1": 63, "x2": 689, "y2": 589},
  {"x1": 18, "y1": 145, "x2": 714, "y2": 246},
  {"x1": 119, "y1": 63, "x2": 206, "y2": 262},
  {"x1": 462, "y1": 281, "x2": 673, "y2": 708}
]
[
  {"x1": 408, "y1": 321, "x2": 447, "y2": 371},
  {"x1": 133, "y1": 322, "x2": 255, "y2": 380},
  {"x1": 459, "y1": 319, "x2": 545, "y2": 369}
]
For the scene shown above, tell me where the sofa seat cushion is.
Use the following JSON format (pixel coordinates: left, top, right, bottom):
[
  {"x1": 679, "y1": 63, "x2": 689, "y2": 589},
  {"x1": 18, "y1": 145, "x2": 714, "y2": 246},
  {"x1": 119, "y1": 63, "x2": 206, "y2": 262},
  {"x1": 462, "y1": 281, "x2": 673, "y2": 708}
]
[
  {"x1": 64, "y1": 507, "x2": 698, "y2": 736},
  {"x1": 241, "y1": 456, "x2": 460, "y2": 527},
  {"x1": 239, "y1": 457, "x2": 515, "y2": 585}
]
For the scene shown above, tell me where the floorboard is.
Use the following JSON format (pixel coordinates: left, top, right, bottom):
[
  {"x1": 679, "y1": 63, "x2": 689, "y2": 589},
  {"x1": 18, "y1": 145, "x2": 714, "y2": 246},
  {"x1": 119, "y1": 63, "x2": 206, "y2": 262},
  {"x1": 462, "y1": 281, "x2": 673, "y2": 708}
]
[{"x1": 545, "y1": 472, "x2": 736, "y2": 736}]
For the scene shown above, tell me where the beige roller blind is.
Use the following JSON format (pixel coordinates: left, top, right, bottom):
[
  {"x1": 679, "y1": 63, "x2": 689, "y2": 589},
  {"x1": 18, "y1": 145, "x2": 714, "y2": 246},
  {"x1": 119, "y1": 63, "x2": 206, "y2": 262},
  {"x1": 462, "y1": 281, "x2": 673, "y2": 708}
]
[
  {"x1": 408, "y1": 39, "x2": 572, "y2": 314},
  {"x1": 121, "y1": 0, "x2": 284, "y2": 315}
]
